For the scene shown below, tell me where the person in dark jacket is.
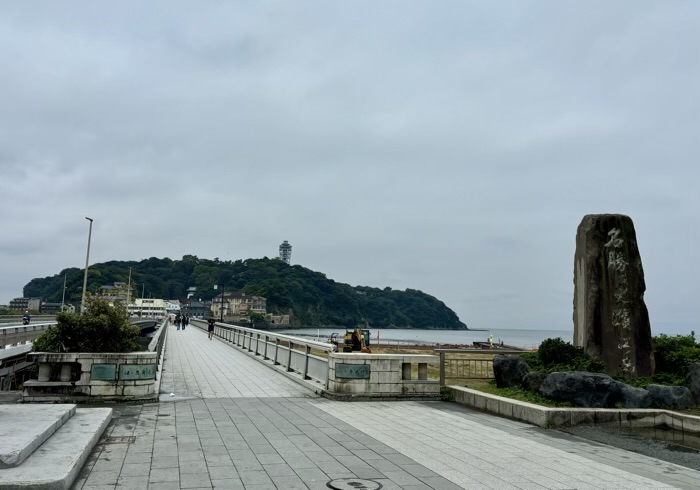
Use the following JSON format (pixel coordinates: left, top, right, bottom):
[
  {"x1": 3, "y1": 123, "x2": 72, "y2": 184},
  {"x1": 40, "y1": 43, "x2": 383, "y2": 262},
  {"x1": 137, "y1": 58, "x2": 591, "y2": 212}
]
[{"x1": 207, "y1": 316, "x2": 216, "y2": 340}]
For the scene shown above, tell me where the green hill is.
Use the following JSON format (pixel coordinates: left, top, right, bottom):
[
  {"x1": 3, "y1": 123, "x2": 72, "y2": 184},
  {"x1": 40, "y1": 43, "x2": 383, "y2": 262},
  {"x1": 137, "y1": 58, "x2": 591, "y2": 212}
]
[{"x1": 23, "y1": 255, "x2": 467, "y2": 329}]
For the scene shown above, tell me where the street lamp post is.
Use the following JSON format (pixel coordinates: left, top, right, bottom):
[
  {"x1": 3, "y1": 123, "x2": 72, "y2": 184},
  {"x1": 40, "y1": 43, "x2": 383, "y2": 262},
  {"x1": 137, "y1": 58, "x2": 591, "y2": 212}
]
[
  {"x1": 80, "y1": 217, "x2": 93, "y2": 315},
  {"x1": 220, "y1": 280, "x2": 225, "y2": 322}
]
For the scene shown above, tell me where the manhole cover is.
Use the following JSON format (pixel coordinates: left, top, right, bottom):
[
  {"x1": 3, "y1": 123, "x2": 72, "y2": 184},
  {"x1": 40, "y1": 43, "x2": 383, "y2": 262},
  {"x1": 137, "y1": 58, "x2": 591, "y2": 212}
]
[{"x1": 327, "y1": 479, "x2": 382, "y2": 490}]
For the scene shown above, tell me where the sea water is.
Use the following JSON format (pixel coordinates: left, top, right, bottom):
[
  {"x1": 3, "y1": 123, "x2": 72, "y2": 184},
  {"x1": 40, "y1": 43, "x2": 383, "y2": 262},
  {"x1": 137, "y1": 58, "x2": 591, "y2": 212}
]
[{"x1": 277, "y1": 327, "x2": 573, "y2": 350}]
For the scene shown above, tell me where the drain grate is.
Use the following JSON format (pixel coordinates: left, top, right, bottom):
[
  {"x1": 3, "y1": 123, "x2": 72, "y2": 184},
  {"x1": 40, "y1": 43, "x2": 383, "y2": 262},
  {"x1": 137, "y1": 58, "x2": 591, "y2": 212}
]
[{"x1": 327, "y1": 479, "x2": 382, "y2": 490}]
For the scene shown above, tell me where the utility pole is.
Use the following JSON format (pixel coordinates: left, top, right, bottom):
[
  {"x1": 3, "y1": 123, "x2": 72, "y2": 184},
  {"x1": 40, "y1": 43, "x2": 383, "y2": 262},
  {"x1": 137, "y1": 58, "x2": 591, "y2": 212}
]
[
  {"x1": 126, "y1": 267, "x2": 132, "y2": 310},
  {"x1": 60, "y1": 275, "x2": 67, "y2": 312},
  {"x1": 80, "y1": 217, "x2": 93, "y2": 315}
]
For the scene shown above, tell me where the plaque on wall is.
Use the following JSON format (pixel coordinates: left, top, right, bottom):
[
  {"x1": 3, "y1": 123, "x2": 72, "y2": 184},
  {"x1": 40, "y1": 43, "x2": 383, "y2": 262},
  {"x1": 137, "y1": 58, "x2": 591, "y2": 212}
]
[
  {"x1": 336, "y1": 363, "x2": 370, "y2": 379},
  {"x1": 119, "y1": 364, "x2": 157, "y2": 380},
  {"x1": 91, "y1": 364, "x2": 117, "y2": 380}
]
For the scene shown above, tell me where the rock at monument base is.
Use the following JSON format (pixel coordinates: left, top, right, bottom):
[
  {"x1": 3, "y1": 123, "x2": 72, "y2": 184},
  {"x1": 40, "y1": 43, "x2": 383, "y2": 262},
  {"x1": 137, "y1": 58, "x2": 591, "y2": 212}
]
[
  {"x1": 618, "y1": 384, "x2": 653, "y2": 409},
  {"x1": 684, "y1": 363, "x2": 700, "y2": 405},
  {"x1": 646, "y1": 384, "x2": 696, "y2": 410},
  {"x1": 521, "y1": 372, "x2": 548, "y2": 393},
  {"x1": 538, "y1": 372, "x2": 622, "y2": 408},
  {"x1": 573, "y1": 214, "x2": 655, "y2": 379},
  {"x1": 492, "y1": 355, "x2": 529, "y2": 388}
]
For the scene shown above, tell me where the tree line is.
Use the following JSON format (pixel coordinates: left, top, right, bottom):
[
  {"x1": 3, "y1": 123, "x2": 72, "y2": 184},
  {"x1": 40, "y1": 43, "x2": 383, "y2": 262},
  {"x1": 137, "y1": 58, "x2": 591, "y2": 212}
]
[{"x1": 23, "y1": 255, "x2": 468, "y2": 329}]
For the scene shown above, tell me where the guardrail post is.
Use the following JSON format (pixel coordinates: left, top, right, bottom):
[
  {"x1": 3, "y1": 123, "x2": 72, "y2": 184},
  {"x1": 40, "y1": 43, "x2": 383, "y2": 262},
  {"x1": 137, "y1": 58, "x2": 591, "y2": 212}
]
[
  {"x1": 274, "y1": 339, "x2": 280, "y2": 365},
  {"x1": 263, "y1": 335, "x2": 268, "y2": 360},
  {"x1": 287, "y1": 342, "x2": 293, "y2": 372},
  {"x1": 247, "y1": 332, "x2": 253, "y2": 352},
  {"x1": 439, "y1": 352, "x2": 445, "y2": 386},
  {"x1": 302, "y1": 345, "x2": 310, "y2": 380},
  {"x1": 255, "y1": 333, "x2": 260, "y2": 355}
]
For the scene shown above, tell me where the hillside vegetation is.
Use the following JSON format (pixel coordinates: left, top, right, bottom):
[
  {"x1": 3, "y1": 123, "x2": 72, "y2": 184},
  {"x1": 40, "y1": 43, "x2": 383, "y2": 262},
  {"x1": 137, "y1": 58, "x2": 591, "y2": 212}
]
[{"x1": 23, "y1": 256, "x2": 467, "y2": 329}]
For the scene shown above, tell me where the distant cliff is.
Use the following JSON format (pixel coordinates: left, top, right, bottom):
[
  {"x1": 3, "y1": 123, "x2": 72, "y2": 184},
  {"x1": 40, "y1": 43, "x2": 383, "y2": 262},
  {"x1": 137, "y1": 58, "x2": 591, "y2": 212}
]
[{"x1": 24, "y1": 255, "x2": 468, "y2": 329}]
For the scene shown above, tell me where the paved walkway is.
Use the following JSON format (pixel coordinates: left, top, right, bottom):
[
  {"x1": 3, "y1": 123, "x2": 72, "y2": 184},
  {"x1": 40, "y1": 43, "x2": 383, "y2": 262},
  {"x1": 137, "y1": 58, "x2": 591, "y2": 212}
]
[{"x1": 70, "y1": 324, "x2": 700, "y2": 490}]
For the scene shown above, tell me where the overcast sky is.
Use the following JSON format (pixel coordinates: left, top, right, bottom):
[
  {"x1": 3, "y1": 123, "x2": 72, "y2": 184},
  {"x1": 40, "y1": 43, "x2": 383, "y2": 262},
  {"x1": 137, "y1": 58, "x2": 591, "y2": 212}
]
[{"x1": 1, "y1": 1, "x2": 698, "y2": 335}]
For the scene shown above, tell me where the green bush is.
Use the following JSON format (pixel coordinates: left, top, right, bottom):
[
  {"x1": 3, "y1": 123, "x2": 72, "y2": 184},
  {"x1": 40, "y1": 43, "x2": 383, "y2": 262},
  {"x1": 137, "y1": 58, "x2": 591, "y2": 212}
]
[
  {"x1": 33, "y1": 297, "x2": 140, "y2": 353},
  {"x1": 652, "y1": 332, "x2": 700, "y2": 385},
  {"x1": 523, "y1": 337, "x2": 605, "y2": 374}
]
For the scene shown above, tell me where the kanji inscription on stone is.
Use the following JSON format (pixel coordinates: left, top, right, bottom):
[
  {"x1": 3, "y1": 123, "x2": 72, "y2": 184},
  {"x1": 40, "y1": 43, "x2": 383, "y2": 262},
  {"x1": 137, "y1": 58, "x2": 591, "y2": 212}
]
[
  {"x1": 336, "y1": 363, "x2": 370, "y2": 379},
  {"x1": 119, "y1": 364, "x2": 157, "y2": 380}
]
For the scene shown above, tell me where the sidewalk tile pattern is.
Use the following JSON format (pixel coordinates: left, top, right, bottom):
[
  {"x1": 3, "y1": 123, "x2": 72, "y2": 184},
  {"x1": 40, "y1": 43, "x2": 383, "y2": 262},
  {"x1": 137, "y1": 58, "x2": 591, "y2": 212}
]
[{"x1": 69, "y1": 323, "x2": 700, "y2": 490}]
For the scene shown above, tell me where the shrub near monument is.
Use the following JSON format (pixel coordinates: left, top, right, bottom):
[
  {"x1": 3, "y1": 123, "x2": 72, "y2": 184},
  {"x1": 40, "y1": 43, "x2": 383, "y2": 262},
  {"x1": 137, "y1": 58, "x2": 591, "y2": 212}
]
[
  {"x1": 486, "y1": 335, "x2": 700, "y2": 411},
  {"x1": 33, "y1": 297, "x2": 140, "y2": 353}
]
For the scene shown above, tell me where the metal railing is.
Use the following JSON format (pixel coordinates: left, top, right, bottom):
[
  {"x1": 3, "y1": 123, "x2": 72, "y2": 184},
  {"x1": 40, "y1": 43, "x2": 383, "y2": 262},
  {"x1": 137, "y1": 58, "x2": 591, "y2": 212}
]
[
  {"x1": 0, "y1": 315, "x2": 56, "y2": 324},
  {"x1": 436, "y1": 348, "x2": 528, "y2": 385},
  {"x1": 0, "y1": 322, "x2": 58, "y2": 349},
  {"x1": 148, "y1": 318, "x2": 169, "y2": 370},
  {"x1": 191, "y1": 319, "x2": 336, "y2": 388}
]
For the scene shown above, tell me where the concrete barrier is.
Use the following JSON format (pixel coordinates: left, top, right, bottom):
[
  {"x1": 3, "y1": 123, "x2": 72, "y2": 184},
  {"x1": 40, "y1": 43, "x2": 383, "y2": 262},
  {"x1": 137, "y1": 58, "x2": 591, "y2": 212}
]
[
  {"x1": 446, "y1": 385, "x2": 700, "y2": 435},
  {"x1": 325, "y1": 353, "x2": 440, "y2": 400},
  {"x1": 23, "y1": 351, "x2": 159, "y2": 403}
]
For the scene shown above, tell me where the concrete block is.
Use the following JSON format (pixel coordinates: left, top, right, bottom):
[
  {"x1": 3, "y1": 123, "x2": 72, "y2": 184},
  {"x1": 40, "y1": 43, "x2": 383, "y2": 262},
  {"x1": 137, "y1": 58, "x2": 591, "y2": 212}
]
[
  {"x1": 473, "y1": 393, "x2": 487, "y2": 410},
  {"x1": 376, "y1": 359, "x2": 393, "y2": 371},
  {"x1": 90, "y1": 385, "x2": 120, "y2": 397},
  {"x1": 486, "y1": 397, "x2": 499, "y2": 414},
  {"x1": 544, "y1": 409, "x2": 570, "y2": 428},
  {"x1": 0, "y1": 405, "x2": 76, "y2": 468},
  {"x1": 123, "y1": 384, "x2": 153, "y2": 396},
  {"x1": 497, "y1": 399, "x2": 513, "y2": 418},
  {"x1": 594, "y1": 409, "x2": 620, "y2": 427},
  {"x1": 569, "y1": 409, "x2": 595, "y2": 427},
  {"x1": 627, "y1": 411, "x2": 658, "y2": 429},
  {"x1": 377, "y1": 383, "x2": 400, "y2": 394},
  {"x1": 0, "y1": 408, "x2": 112, "y2": 490},
  {"x1": 512, "y1": 404, "x2": 546, "y2": 427}
]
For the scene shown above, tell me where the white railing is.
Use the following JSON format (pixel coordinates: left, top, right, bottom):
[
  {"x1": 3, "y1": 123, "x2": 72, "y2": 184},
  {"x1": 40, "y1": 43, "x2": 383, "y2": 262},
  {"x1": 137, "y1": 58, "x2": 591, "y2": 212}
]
[
  {"x1": 191, "y1": 319, "x2": 336, "y2": 388},
  {"x1": 0, "y1": 322, "x2": 57, "y2": 349}
]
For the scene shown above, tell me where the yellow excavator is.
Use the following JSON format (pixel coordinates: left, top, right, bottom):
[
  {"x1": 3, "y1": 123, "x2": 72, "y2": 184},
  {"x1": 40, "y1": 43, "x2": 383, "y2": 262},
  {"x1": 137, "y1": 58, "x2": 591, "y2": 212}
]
[{"x1": 342, "y1": 327, "x2": 371, "y2": 353}]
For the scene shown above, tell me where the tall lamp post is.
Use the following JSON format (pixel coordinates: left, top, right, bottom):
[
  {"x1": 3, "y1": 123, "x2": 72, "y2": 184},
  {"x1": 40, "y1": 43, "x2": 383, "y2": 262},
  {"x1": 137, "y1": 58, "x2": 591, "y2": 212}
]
[
  {"x1": 219, "y1": 280, "x2": 225, "y2": 322},
  {"x1": 80, "y1": 217, "x2": 93, "y2": 315},
  {"x1": 213, "y1": 280, "x2": 226, "y2": 322}
]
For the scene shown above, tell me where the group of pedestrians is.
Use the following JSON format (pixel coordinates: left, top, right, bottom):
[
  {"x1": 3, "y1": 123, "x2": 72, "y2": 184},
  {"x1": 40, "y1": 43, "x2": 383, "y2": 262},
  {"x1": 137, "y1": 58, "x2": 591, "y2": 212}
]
[
  {"x1": 169, "y1": 312, "x2": 216, "y2": 340},
  {"x1": 174, "y1": 314, "x2": 189, "y2": 330}
]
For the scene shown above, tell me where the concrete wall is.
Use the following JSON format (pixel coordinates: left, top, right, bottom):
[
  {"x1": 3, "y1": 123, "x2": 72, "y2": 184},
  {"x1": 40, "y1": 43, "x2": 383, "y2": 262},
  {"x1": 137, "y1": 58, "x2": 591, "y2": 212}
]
[
  {"x1": 23, "y1": 352, "x2": 158, "y2": 403},
  {"x1": 327, "y1": 353, "x2": 440, "y2": 400},
  {"x1": 447, "y1": 385, "x2": 700, "y2": 435}
]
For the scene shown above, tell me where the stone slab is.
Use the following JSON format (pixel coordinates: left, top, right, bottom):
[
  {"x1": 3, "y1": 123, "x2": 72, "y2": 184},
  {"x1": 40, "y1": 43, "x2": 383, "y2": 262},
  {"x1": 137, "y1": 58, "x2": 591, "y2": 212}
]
[
  {"x1": 0, "y1": 404, "x2": 76, "y2": 468},
  {"x1": 0, "y1": 408, "x2": 112, "y2": 490}
]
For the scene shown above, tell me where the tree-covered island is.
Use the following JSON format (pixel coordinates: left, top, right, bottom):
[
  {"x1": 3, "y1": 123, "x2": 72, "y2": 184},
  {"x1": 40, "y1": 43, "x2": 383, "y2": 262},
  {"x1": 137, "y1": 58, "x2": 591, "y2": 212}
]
[{"x1": 23, "y1": 256, "x2": 467, "y2": 330}]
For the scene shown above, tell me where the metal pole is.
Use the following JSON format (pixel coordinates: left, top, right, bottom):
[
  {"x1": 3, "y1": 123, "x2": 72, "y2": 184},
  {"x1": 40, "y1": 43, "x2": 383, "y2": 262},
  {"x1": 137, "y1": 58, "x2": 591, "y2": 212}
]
[
  {"x1": 60, "y1": 275, "x2": 66, "y2": 312},
  {"x1": 126, "y1": 267, "x2": 132, "y2": 312},
  {"x1": 80, "y1": 217, "x2": 93, "y2": 314},
  {"x1": 220, "y1": 280, "x2": 224, "y2": 322}
]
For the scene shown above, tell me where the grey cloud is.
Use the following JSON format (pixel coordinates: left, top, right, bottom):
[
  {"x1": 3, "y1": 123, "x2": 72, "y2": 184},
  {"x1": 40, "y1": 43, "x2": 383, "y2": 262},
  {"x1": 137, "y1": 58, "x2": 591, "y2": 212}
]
[{"x1": 0, "y1": 1, "x2": 697, "y2": 336}]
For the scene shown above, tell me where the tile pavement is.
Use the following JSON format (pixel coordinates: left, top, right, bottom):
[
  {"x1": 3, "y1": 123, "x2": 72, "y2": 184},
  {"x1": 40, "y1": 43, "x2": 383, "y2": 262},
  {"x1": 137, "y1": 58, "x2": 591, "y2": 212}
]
[{"x1": 69, "y1": 323, "x2": 700, "y2": 489}]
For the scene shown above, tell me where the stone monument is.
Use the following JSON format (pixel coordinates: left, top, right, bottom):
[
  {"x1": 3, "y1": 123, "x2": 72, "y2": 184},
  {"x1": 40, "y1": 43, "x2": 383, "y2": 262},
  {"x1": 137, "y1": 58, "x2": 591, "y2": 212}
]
[{"x1": 573, "y1": 214, "x2": 655, "y2": 378}]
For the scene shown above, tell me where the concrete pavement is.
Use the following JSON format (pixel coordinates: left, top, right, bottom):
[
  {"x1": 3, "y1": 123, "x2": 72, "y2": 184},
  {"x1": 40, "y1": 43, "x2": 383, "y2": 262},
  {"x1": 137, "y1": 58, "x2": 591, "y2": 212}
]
[{"x1": 69, "y1": 323, "x2": 700, "y2": 489}]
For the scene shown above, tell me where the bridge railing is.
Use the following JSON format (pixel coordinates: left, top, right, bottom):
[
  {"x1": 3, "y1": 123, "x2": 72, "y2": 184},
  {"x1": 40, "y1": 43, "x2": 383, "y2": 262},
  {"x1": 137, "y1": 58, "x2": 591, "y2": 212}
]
[
  {"x1": 0, "y1": 322, "x2": 58, "y2": 349},
  {"x1": 191, "y1": 319, "x2": 336, "y2": 389},
  {"x1": 0, "y1": 315, "x2": 56, "y2": 324},
  {"x1": 148, "y1": 318, "x2": 169, "y2": 370},
  {"x1": 435, "y1": 348, "x2": 529, "y2": 385}
]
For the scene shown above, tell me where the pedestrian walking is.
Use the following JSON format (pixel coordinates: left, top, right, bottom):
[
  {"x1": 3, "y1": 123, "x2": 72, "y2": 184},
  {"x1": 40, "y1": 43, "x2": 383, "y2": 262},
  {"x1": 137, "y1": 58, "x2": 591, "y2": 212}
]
[
  {"x1": 175, "y1": 315, "x2": 181, "y2": 330},
  {"x1": 207, "y1": 316, "x2": 216, "y2": 340},
  {"x1": 182, "y1": 315, "x2": 188, "y2": 330}
]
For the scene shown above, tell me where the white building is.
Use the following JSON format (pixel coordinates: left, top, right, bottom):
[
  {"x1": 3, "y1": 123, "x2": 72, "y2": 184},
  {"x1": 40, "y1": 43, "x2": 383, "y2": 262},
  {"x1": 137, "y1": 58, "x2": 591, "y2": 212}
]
[{"x1": 127, "y1": 298, "x2": 168, "y2": 318}]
